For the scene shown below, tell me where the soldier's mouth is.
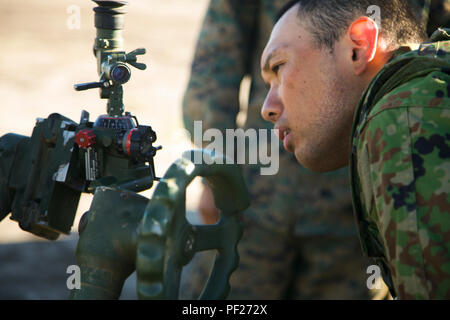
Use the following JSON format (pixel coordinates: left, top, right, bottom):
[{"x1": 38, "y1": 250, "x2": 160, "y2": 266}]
[{"x1": 275, "y1": 126, "x2": 293, "y2": 152}]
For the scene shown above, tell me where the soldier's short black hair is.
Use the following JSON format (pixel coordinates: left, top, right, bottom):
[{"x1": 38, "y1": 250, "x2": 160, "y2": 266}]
[{"x1": 275, "y1": 0, "x2": 428, "y2": 51}]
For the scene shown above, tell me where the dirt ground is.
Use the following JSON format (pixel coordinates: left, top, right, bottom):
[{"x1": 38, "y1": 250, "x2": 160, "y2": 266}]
[{"x1": 0, "y1": 0, "x2": 209, "y2": 299}]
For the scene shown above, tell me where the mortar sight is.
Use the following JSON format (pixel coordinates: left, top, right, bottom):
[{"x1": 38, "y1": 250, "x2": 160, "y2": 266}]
[
  {"x1": 93, "y1": 0, "x2": 127, "y2": 60},
  {"x1": 75, "y1": 0, "x2": 147, "y2": 116}
]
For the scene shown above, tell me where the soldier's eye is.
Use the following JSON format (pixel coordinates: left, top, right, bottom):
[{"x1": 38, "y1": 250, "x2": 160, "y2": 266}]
[{"x1": 272, "y1": 63, "x2": 284, "y2": 75}]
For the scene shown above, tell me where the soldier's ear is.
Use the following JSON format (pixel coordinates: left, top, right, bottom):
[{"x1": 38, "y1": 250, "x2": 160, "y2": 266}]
[{"x1": 347, "y1": 17, "x2": 379, "y2": 75}]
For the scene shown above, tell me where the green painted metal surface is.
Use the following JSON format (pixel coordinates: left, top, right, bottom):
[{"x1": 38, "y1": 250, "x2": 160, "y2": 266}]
[
  {"x1": 137, "y1": 150, "x2": 250, "y2": 300},
  {"x1": 69, "y1": 150, "x2": 249, "y2": 300},
  {"x1": 70, "y1": 187, "x2": 148, "y2": 299}
]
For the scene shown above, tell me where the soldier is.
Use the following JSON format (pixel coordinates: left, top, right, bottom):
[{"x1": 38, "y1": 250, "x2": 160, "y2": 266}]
[
  {"x1": 260, "y1": 0, "x2": 450, "y2": 299},
  {"x1": 181, "y1": 0, "x2": 374, "y2": 299}
]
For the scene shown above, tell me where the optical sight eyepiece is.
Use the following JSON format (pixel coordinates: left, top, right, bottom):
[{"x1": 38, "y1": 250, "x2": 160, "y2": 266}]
[{"x1": 93, "y1": 0, "x2": 127, "y2": 30}]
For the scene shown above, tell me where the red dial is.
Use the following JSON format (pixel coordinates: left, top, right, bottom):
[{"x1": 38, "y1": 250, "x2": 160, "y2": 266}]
[
  {"x1": 125, "y1": 128, "x2": 137, "y2": 155},
  {"x1": 75, "y1": 129, "x2": 96, "y2": 148}
]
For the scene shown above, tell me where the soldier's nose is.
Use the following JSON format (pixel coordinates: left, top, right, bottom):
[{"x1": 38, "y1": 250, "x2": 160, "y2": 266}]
[{"x1": 261, "y1": 91, "x2": 282, "y2": 123}]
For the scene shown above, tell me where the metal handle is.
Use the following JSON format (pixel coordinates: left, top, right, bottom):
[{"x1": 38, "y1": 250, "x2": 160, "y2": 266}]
[{"x1": 136, "y1": 149, "x2": 250, "y2": 300}]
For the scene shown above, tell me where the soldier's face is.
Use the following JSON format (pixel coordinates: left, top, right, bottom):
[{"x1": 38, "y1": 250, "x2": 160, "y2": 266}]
[{"x1": 261, "y1": 5, "x2": 360, "y2": 172}]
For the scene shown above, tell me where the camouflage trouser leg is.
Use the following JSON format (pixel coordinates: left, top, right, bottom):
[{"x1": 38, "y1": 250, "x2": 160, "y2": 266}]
[
  {"x1": 288, "y1": 235, "x2": 373, "y2": 299},
  {"x1": 179, "y1": 216, "x2": 297, "y2": 299},
  {"x1": 227, "y1": 218, "x2": 298, "y2": 299}
]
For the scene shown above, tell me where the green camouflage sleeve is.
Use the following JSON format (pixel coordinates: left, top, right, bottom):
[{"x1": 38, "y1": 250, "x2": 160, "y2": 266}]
[
  {"x1": 182, "y1": 0, "x2": 258, "y2": 144},
  {"x1": 357, "y1": 70, "x2": 450, "y2": 299}
]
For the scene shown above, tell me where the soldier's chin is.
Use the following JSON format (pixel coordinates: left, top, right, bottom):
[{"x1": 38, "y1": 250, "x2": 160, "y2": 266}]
[{"x1": 294, "y1": 149, "x2": 341, "y2": 173}]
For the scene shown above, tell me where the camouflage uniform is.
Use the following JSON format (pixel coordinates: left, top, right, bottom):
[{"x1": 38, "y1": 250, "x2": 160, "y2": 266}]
[
  {"x1": 181, "y1": 0, "x2": 372, "y2": 299},
  {"x1": 350, "y1": 29, "x2": 450, "y2": 299}
]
